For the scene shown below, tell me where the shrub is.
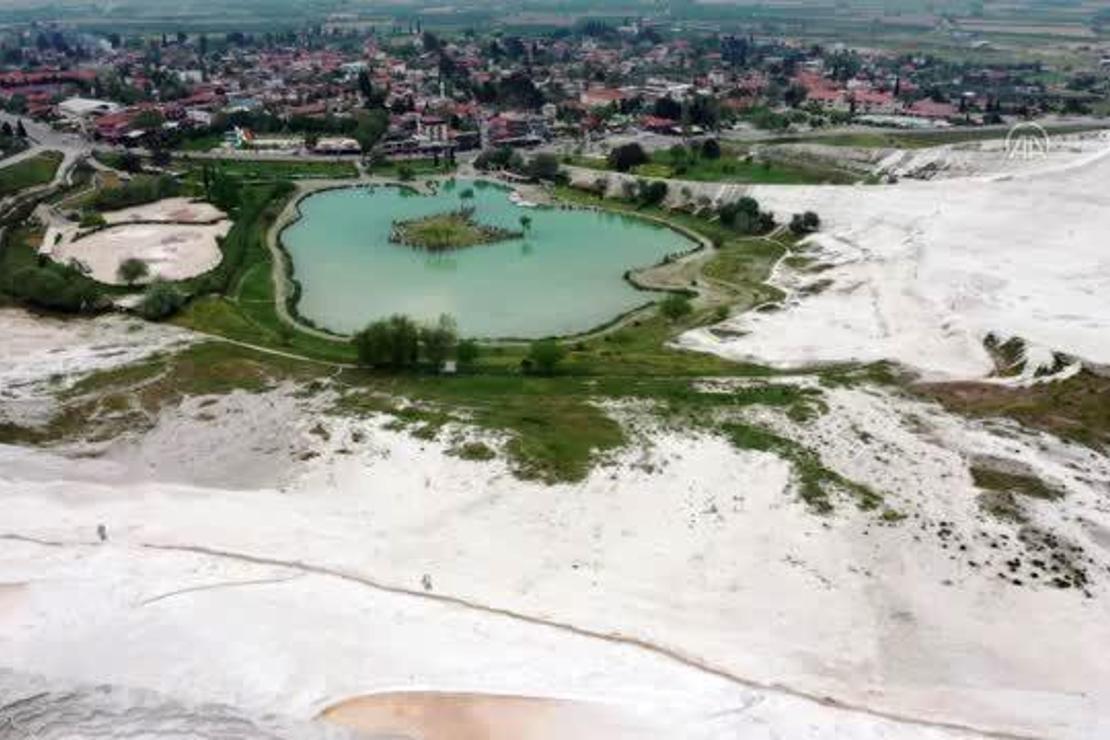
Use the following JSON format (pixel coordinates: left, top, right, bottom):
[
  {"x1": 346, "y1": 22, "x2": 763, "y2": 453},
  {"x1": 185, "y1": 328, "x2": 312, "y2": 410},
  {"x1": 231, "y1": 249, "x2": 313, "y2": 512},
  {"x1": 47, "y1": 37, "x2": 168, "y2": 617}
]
[
  {"x1": 353, "y1": 314, "x2": 420, "y2": 369},
  {"x1": 526, "y1": 152, "x2": 561, "y2": 181},
  {"x1": 117, "y1": 257, "x2": 150, "y2": 286},
  {"x1": 420, "y1": 314, "x2": 458, "y2": 370},
  {"x1": 526, "y1": 339, "x2": 566, "y2": 375},
  {"x1": 456, "y1": 338, "x2": 480, "y2": 367},
  {"x1": 138, "y1": 280, "x2": 186, "y2": 320},
  {"x1": 789, "y1": 211, "x2": 821, "y2": 236},
  {"x1": 607, "y1": 142, "x2": 649, "y2": 173},
  {"x1": 79, "y1": 210, "x2": 106, "y2": 228},
  {"x1": 700, "y1": 138, "x2": 721, "y2": 160},
  {"x1": 8, "y1": 264, "x2": 100, "y2": 313},
  {"x1": 474, "y1": 146, "x2": 514, "y2": 171},
  {"x1": 638, "y1": 180, "x2": 668, "y2": 207},
  {"x1": 659, "y1": 293, "x2": 693, "y2": 320},
  {"x1": 92, "y1": 174, "x2": 181, "y2": 212}
]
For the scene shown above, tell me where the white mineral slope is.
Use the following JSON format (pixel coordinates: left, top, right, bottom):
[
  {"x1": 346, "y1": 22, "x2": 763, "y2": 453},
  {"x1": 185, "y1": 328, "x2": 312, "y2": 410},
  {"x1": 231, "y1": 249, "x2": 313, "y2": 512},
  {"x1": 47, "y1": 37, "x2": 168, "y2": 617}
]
[
  {"x1": 3, "y1": 375, "x2": 1110, "y2": 738},
  {"x1": 0, "y1": 308, "x2": 193, "y2": 427},
  {"x1": 678, "y1": 139, "x2": 1110, "y2": 380},
  {"x1": 1, "y1": 443, "x2": 980, "y2": 740}
]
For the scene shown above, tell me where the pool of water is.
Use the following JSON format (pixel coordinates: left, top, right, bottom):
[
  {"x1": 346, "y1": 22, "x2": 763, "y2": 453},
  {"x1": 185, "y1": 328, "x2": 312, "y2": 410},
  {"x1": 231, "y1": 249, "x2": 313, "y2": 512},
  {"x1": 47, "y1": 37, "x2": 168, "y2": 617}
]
[{"x1": 280, "y1": 181, "x2": 694, "y2": 338}]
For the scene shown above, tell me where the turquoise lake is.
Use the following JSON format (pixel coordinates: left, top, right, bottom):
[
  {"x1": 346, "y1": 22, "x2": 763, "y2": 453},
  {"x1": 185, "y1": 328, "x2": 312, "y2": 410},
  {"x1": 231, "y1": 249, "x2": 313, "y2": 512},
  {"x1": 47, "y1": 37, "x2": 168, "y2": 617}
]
[{"x1": 280, "y1": 181, "x2": 694, "y2": 338}]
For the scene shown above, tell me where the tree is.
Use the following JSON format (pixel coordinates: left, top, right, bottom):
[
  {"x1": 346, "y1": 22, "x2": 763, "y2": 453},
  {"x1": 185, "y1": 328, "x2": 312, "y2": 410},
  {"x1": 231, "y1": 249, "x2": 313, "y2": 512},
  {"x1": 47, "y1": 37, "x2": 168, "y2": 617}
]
[
  {"x1": 456, "y1": 339, "x2": 480, "y2": 368},
  {"x1": 526, "y1": 339, "x2": 566, "y2": 375},
  {"x1": 420, "y1": 314, "x2": 458, "y2": 370},
  {"x1": 118, "y1": 151, "x2": 142, "y2": 173},
  {"x1": 700, "y1": 138, "x2": 721, "y2": 160},
  {"x1": 789, "y1": 211, "x2": 820, "y2": 236},
  {"x1": 519, "y1": 214, "x2": 532, "y2": 232},
  {"x1": 133, "y1": 110, "x2": 164, "y2": 131},
  {"x1": 0, "y1": 122, "x2": 12, "y2": 139},
  {"x1": 117, "y1": 257, "x2": 149, "y2": 286},
  {"x1": 637, "y1": 180, "x2": 668, "y2": 207},
  {"x1": 653, "y1": 96, "x2": 682, "y2": 120},
  {"x1": 150, "y1": 148, "x2": 171, "y2": 168},
  {"x1": 659, "y1": 293, "x2": 693, "y2": 321},
  {"x1": 138, "y1": 280, "x2": 185, "y2": 320},
  {"x1": 607, "y1": 142, "x2": 648, "y2": 173},
  {"x1": 354, "y1": 108, "x2": 389, "y2": 153},
  {"x1": 525, "y1": 152, "x2": 560, "y2": 181},
  {"x1": 353, "y1": 314, "x2": 420, "y2": 369}
]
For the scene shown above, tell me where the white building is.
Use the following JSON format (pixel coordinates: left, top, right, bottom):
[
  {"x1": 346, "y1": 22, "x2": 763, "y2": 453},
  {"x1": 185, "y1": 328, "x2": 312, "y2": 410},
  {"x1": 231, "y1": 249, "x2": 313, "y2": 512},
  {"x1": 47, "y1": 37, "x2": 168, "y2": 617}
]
[{"x1": 58, "y1": 97, "x2": 121, "y2": 120}]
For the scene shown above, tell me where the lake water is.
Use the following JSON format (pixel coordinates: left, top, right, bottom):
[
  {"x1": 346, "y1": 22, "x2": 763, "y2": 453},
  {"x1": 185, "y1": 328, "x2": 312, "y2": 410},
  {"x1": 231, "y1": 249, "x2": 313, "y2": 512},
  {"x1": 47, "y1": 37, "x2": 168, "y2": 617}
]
[{"x1": 280, "y1": 181, "x2": 694, "y2": 338}]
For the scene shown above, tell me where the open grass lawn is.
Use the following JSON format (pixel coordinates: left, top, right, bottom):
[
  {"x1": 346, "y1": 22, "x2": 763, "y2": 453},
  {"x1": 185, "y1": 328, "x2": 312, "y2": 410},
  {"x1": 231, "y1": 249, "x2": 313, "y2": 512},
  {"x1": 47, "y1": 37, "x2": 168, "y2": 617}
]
[
  {"x1": 0, "y1": 151, "x2": 62, "y2": 197},
  {"x1": 773, "y1": 122, "x2": 1110, "y2": 151},
  {"x1": 366, "y1": 157, "x2": 456, "y2": 178},
  {"x1": 178, "y1": 133, "x2": 225, "y2": 152},
  {"x1": 183, "y1": 157, "x2": 358, "y2": 181},
  {"x1": 568, "y1": 146, "x2": 857, "y2": 184}
]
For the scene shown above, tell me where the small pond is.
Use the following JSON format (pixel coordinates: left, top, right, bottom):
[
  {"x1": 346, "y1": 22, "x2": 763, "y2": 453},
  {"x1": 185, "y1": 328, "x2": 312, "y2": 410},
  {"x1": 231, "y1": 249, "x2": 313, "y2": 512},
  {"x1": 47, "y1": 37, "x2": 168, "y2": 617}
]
[{"x1": 280, "y1": 180, "x2": 696, "y2": 338}]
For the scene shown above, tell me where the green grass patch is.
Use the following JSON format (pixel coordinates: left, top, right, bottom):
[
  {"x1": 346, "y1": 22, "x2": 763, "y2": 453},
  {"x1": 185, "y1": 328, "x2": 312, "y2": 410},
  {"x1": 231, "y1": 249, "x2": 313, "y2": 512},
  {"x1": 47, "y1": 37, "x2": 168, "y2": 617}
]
[
  {"x1": 722, "y1": 420, "x2": 882, "y2": 513},
  {"x1": 0, "y1": 151, "x2": 62, "y2": 197},
  {"x1": 391, "y1": 210, "x2": 521, "y2": 250},
  {"x1": 179, "y1": 158, "x2": 357, "y2": 182},
  {"x1": 970, "y1": 466, "x2": 1064, "y2": 501}
]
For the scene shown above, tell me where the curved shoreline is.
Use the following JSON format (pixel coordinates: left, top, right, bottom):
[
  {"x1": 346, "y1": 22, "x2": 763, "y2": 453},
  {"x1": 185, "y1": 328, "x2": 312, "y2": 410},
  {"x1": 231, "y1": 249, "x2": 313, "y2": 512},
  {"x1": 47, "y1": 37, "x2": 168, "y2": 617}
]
[{"x1": 266, "y1": 178, "x2": 715, "y2": 344}]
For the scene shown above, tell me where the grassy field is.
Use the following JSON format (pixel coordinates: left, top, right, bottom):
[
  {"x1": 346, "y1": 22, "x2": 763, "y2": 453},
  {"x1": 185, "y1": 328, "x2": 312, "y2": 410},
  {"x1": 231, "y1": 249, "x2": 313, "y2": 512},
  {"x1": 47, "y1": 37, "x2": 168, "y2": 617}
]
[
  {"x1": 0, "y1": 151, "x2": 63, "y2": 197},
  {"x1": 569, "y1": 146, "x2": 857, "y2": 185},
  {"x1": 366, "y1": 157, "x2": 457, "y2": 178},
  {"x1": 181, "y1": 157, "x2": 359, "y2": 181},
  {"x1": 771, "y1": 122, "x2": 1110, "y2": 150}
]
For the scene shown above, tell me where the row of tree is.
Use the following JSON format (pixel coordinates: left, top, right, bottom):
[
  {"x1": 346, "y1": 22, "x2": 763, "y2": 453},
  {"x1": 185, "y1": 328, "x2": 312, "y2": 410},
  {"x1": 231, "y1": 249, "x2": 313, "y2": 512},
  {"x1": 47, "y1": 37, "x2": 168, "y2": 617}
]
[
  {"x1": 353, "y1": 314, "x2": 479, "y2": 371},
  {"x1": 352, "y1": 314, "x2": 579, "y2": 376}
]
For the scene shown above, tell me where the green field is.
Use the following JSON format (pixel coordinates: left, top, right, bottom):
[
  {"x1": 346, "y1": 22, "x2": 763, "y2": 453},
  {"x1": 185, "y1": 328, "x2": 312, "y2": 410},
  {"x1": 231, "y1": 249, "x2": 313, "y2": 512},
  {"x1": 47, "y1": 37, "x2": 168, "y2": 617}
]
[
  {"x1": 0, "y1": 151, "x2": 63, "y2": 197},
  {"x1": 569, "y1": 145, "x2": 858, "y2": 185}
]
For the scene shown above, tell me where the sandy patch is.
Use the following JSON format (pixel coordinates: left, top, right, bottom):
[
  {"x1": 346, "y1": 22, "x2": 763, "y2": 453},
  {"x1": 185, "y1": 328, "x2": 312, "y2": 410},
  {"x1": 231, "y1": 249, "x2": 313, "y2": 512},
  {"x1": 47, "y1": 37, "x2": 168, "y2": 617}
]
[
  {"x1": 322, "y1": 692, "x2": 649, "y2": 740},
  {"x1": 49, "y1": 220, "x2": 230, "y2": 285},
  {"x1": 101, "y1": 196, "x2": 226, "y2": 225}
]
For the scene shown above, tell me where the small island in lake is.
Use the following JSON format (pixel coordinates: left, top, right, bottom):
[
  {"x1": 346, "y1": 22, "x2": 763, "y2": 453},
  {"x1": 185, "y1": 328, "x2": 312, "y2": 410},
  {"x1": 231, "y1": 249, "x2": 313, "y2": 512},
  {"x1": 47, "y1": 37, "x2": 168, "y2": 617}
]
[{"x1": 389, "y1": 208, "x2": 523, "y2": 251}]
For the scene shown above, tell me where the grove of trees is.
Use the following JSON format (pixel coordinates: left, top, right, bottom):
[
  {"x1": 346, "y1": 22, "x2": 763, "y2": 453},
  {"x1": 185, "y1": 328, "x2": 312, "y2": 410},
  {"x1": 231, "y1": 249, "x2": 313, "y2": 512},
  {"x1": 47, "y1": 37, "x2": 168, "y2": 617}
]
[{"x1": 353, "y1": 313, "x2": 474, "y2": 371}]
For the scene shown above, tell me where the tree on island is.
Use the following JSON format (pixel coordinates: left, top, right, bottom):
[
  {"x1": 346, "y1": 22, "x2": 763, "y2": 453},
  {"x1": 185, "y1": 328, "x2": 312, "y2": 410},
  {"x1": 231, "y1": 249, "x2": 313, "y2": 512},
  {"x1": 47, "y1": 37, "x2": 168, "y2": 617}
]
[{"x1": 117, "y1": 257, "x2": 149, "y2": 286}]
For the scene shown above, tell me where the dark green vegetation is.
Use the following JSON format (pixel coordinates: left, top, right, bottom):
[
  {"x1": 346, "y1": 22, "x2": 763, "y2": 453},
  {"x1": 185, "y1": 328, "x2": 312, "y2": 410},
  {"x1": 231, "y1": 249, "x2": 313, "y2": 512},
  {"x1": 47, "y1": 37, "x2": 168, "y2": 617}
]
[
  {"x1": 389, "y1": 209, "x2": 522, "y2": 250},
  {"x1": 0, "y1": 226, "x2": 107, "y2": 312},
  {"x1": 0, "y1": 151, "x2": 62, "y2": 197}
]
